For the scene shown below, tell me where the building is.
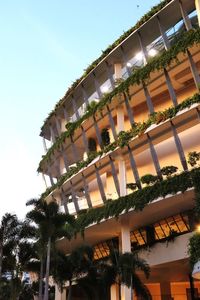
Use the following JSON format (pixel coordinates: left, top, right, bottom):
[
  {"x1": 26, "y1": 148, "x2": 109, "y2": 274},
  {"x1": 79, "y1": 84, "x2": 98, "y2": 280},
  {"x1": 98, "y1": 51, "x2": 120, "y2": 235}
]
[{"x1": 38, "y1": 0, "x2": 200, "y2": 299}]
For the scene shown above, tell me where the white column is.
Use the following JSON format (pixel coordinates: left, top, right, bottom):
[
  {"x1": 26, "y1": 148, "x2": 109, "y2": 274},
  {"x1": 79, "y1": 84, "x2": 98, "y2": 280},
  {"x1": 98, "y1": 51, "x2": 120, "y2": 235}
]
[
  {"x1": 120, "y1": 217, "x2": 131, "y2": 300},
  {"x1": 160, "y1": 282, "x2": 172, "y2": 300},
  {"x1": 195, "y1": 0, "x2": 200, "y2": 26},
  {"x1": 55, "y1": 285, "x2": 66, "y2": 300},
  {"x1": 114, "y1": 63, "x2": 122, "y2": 80}
]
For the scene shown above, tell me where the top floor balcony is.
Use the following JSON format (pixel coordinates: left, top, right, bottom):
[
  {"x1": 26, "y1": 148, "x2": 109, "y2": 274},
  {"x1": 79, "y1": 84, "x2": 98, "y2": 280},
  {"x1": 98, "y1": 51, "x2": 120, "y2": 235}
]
[{"x1": 40, "y1": 0, "x2": 198, "y2": 145}]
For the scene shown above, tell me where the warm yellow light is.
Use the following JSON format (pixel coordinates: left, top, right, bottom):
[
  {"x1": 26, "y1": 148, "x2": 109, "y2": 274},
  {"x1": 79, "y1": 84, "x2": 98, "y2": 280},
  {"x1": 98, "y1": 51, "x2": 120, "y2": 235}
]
[
  {"x1": 148, "y1": 48, "x2": 158, "y2": 57},
  {"x1": 126, "y1": 62, "x2": 132, "y2": 68},
  {"x1": 135, "y1": 51, "x2": 143, "y2": 60},
  {"x1": 197, "y1": 225, "x2": 200, "y2": 233}
]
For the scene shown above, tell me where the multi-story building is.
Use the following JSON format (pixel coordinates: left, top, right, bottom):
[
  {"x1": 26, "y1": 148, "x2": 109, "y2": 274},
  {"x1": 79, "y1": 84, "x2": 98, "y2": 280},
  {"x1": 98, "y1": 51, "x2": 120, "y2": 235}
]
[{"x1": 38, "y1": 0, "x2": 200, "y2": 299}]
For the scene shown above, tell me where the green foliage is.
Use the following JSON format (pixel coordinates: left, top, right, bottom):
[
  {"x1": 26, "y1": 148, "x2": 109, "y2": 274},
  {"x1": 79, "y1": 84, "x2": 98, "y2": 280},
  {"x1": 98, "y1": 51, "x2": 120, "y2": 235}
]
[
  {"x1": 39, "y1": 92, "x2": 200, "y2": 199},
  {"x1": 101, "y1": 128, "x2": 110, "y2": 146},
  {"x1": 38, "y1": 29, "x2": 200, "y2": 170},
  {"x1": 40, "y1": 0, "x2": 174, "y2": 133},
  {"x1": 75, "y1": 168, "x2": 199, "y2": 232},
  {"x1": 140, "y1": 174, "x2": 159, "y2": 185},
  {"x1": 188, "y1": 151, "x2": 200, "y2": 167},
  {"x1": 126, "y1": 183, "x2": 138, "y2": 191},
  {"x1": 160, "y1": 166, "x2": 178, "y2": 178},
  {"x1": 188, "y1": 233, "x2": 200, "y2": 268}
]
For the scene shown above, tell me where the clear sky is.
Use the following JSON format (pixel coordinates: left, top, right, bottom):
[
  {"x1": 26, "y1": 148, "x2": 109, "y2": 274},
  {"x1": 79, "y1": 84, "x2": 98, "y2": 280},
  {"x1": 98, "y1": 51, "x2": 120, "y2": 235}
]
[{"x1": 0, "y1": 0, "x2": 158, "y2": 219}]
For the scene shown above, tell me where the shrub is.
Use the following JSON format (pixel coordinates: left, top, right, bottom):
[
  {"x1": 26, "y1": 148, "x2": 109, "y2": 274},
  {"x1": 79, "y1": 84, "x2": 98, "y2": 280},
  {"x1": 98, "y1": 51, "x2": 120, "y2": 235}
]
[
  {"x1": 160, "y1": 166, "x2": 178, "y2": 178},
  {"x1": 140, "y1": 174, "x2": 159, "y2": 185},
  {"x1": 188, "y1": 151, "x2": 200, "y2": 167},
  {"x1": 126, "y1": 183, "x2": 138, "y2": 191},
  {"x1": 188, "y1": 233, "x2": 200, "y2": 268}
]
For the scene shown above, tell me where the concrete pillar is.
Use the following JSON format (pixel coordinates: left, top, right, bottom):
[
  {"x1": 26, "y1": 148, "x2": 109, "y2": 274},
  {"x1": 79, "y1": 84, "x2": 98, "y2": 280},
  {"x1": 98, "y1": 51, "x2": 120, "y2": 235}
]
[
  {"x1": 117, "y1": 105, "x2": 125, "y2": 133},
  {"x1": 118, "y1": 157, "x2": 127, "y2": 197},
  {"x1": 120, "y1": 217, "x2": 131, "y2": 300},
  {"x1": 55, "y1": 284, "x2": 66, "y2": 300},
  {"x1": 160, "y1": 282, "x2": 172, "y2": 300},
  {"x1": 110, "y1": 284, "x2": 120, "y2": 300},
  {"x1": 114, "y1": 63, "x2": 122, "y2": 80},
  {"x1": 195, "y1": 0, "x2": 200, "y2": 27}
]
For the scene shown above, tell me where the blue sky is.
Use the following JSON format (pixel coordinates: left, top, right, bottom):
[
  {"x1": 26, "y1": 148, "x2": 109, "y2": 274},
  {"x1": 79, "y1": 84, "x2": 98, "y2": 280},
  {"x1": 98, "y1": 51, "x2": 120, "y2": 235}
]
[{"x1": 0, "y1": 0, "x2": 158, "y2": 219}]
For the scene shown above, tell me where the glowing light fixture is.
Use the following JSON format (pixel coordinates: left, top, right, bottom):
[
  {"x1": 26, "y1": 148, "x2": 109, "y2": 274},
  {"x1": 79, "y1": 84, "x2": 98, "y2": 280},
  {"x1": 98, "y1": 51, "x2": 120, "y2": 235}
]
[
  {"x1": 135, "y1": 51, "x2": 143, "y2": 61},
  {"x1": 101, "y1": 86, "x2": 109, "y2": 93},
  {"x1": 148, "y1": 48, "x2": 158, "y2": 57},
  {"x1": 126, "y1": 62, "x2": 132, "y2": 68}
]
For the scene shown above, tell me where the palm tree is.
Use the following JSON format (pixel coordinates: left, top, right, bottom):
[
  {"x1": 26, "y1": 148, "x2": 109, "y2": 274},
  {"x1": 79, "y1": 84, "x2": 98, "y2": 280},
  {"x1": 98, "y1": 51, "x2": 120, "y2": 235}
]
[
  {"x1": 117, "y1": 251, "x2": 152, "y2": 300},
  {"x1": 26, "y1": 198, "x2": 75, "y2": 300},
  {"x1": 0, "y1": 213, "x2": 19, "y2": 280}
]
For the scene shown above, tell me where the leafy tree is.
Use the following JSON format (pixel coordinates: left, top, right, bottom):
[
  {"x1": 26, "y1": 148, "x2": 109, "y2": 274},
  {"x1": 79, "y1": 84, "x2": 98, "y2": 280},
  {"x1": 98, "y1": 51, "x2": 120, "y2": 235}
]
[
  {"x1": 0, "y1": 213, "x2": 19, "y2": 280},
  {"x1": 26, "y1": 198, "x2": 75, "y2": 300}
]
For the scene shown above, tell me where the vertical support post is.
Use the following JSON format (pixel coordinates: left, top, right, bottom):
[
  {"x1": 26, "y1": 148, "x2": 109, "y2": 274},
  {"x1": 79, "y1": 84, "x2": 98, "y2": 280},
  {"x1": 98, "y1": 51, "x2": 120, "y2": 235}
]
[
  {"x1": 160, "y1": 282, "x2": 172, "y2": 300},
  {"x1": 42, "y1": 173, "x2": 48, "y2": 189},
  {"x1": 127, "y1": 146, "x2": 141, "y2": 189},
  {"x1": 70, "y1": 181, "x2": 79, "y2": 212},
  {"x1": 143, "y1": 83, "x2": 154, "y2": 114},
  {"x1": 70, "y1": 135, "x2": 79, "y2": 162},
  {"x1": 120, "y1": 46, "x2": 131, "y2": 76},
  {"x1": 63, "y1": 105, "x2": 69, "y2": 121},
  {"x1": 50, "y1": 125, "x2": 56, "y2": 143},
  {"x1": 118, "y1": 156, "x2": 127, "y2": 197},
  {"x1": 157, "y1": 16, "x2": 170, "y2": 50},
  {"x1": 72, "y1": 96, "x2": 80, "y2": 120},
  {"x1": 189, "y1": 274, "x2": 196, "y2": 300},
  {"x1": 147, "y1": 133, "x2": 161, "y2": 176},
  {"x1": 110, "y1": 284, "x2": 119, "y2": 300},
  {"x1": 106, "y1": 105, "x2": 117, "y2": 139},
  {"x1": 138, "y1": 31, "x2": 148, "y2": 65},
  {"x1": 109, "y1": 156, "x2": 120, "y2": 196},
  {"x1": 61, "y1": 147, "x2": 70, "y2": 170},
  {"x1": 179, "y1": 0, "x2": 192, "y2": 31},
  {"x1": 170, "y1": 121, "x2": 188, "y2": 171},
  {"x1": 81, "y1": 84, "x2": 90, "y2": 106},
  {"x1": 163, "y1": 68, "x2": 178, "y2": 107},
  {"x1": 54, "y1": 115, "x2": 61, "y2": 134},
  {"x1": 93, "y1": 72, "x2": 102, "y2": 98},
  {"x1": 61, "y1": 189, "x2": 69, "y2": 214},
  {"x1": 105, "y1": 61, "x2": 115, "y2": 89},
  {"x1": 93, "y1": 115, "x2": 103, "y2": 148},
  {"x1": 196, "y1": 0, "x2": 200, "y2": 26},
  {"x1": 81, "y1": 173, "x2": 92, "y2": 208},
  {"x1": 43, "y1": 137, "x2": 48, "y2": 153},
  {"x1": 81, "y1": 125, "x2": 89, "y2": 154},
  {"x1": 55, "y1": 284, "x2": 66, "y2": 300},
  {"x1": 123, "y1": 92, "x2": 134, "y2": 126},
  {"x1": 95, "y1": 165, "x2": 106, "y2": 203},
  {"x1": 120, "y1": 216, "x2": 131, "y2": 300},
  {"x1": 187, "y1": 50, "x2": 200, "y2": 92},
  {"x1": 48, "y1": 171, "x2": 54, "y2": 186}
]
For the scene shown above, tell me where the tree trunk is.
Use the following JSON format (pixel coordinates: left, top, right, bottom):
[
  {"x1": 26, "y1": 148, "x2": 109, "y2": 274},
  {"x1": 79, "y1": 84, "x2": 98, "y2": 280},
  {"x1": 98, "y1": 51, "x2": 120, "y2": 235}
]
[
  {"x1": 131, "y1": 275, "x2": 133, "y2": 300},
  {"x1": 0, "y1": 241, "x2": 3, "y2": 280},
  {"x1": 44, "y1": 237, "x2": 51, "y2": 300},
  {"x1": 67, "y1": 280, "x2": 72, "y2": 300},
  {"x1": 39, "y1": 257, "x2": 44, "y2": 300}
]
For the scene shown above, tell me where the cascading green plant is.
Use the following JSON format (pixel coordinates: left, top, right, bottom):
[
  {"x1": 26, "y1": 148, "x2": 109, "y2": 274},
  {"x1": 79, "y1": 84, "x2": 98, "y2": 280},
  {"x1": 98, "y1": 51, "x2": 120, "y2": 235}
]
[
  {"x1": 37, "y1": 29, "x2": 200, "y2": 172},
  {"x1": 38, "y1": 92, "x2": 200, "y2": 200},
  {"x1": 40, "y1": 0, "x2": 174, "y2": 133}
]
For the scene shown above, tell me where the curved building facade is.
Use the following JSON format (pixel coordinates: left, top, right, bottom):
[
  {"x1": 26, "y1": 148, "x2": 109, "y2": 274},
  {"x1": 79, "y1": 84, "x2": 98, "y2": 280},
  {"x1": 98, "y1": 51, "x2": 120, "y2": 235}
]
[{"x1": 38, "y1": 0, "x2": 200, "y2": 299}]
